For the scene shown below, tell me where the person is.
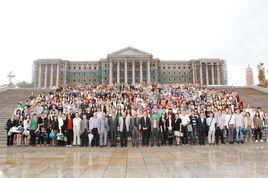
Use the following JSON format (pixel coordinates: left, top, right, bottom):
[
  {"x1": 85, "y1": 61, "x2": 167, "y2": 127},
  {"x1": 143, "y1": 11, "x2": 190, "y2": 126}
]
[
  {"x1": 108, "y1": 110, "x2": 117, "y2": 147},
  {"x1": 159, "y1": 114, "x2": 167, "y2": 146},
  {"x1": 263, "y1": 112, "x2": 268, "y2": 142},
  {"x1": 65, "y1": 113, "x2": 73, "y2": 147},
  {"x1": 166, "y1": 113, "x2": 175, "y2": 145},
  {"x1": 234, "y1": 109, "x2": 244, "y2": 144},
  {"x1": 197, "y1": 111, "x2": 207, "y2": 145},
  {"x1": 118, "y1": 111, "x2": 130, "y2": 147},
  {"x1": 80, "y1": 114, "x2": 89, "y2": 147},
  {"x1": 244, "y1": 112, "x2": 253, "y2": 143},
  {"x1": 140, "y1": 111, "x2": 151, "y2": 146},
  {"x1": 99, "y1": 112, "x2": 109, "y2": 147},
  {"x1": 150, "y1": 113, "x2": 160, "y2": 147},
  {"x1": 73, "y1": 112, "x2": 82, "y2": 146},
  {"x1": 174, "y1": 113, "x2": 182, "y2": 146},
  {"x1": 130, "y1": 111, "x2": 140, "y2": 147},
  {"x1": 16, "y1": 115, "x2": 24, "y2": 146},
  {"x1": 6, "y1": 115, "x2": 17, "y2": 146},
  {"x1": 23, "y1": 114, "x2": 30, "y2": 146},
  {"x1": 29, "y1": 114, "x2": 38, "y2": 146},
  {"x1": 189, "y1": 110, "x2": 198, "y2": 144},
  {"x1": 58, "y1": 113, "x2": 67, "y2": 146},
  {"x1": 37, "y1": 113, "x2": 48, "y2": 146},
  {"x1": 207, "y1": 112, "x2": 216, "y2": 145},
  {"x1": 253, "y1": 111, "x2": 263, "y2": 143},
  {"x1": 180, "y1": 110, "x2": 190, "y2": 145},
  {"x1": 89, "y1": 112, "x2": 100, "y2": 147},
  {"x1": 226, "y1": 109, "x2": 235, "y2": 144},
  {"x1": 50, "y1": 115, "x2": 59, "y2": 146},
  {"x1": 215, "y1": 110, "x2": 225, "y2": 145}
]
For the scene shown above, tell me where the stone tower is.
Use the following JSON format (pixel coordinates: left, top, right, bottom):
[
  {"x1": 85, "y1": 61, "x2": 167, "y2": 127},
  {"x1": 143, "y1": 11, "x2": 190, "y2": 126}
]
[{"x1": 246, "y1": 65, "x2": 254, "y2": 86}]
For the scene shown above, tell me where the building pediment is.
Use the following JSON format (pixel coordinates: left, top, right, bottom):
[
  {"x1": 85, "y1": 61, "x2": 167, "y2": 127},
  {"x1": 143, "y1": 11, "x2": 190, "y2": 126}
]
[{"x1": 107, "y1": 46, "x2": 152, "y2": 58}]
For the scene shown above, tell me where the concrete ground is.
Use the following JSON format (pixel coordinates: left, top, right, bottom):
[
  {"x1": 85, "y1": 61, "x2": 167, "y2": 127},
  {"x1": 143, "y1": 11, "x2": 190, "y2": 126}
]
[{"x1": 0, "y1": 143, "x2": 268, "y2": 178}]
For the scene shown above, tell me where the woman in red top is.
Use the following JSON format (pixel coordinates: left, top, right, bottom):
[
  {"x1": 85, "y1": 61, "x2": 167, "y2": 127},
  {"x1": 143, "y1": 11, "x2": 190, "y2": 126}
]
[{"x1": 65, "y1": 113, "x2": 73, "y2": 147}]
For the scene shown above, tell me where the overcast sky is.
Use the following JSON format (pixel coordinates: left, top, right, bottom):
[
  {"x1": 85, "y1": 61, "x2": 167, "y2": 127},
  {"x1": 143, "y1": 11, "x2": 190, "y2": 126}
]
[{"x1": 0, "y1": 0, "x2": 267, "y2": 86}]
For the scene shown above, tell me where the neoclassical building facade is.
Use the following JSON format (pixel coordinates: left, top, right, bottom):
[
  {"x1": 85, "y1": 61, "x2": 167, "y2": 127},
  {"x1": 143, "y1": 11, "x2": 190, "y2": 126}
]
[{"x1": 33, "y1": 47, "x2": 227, "y2": 88}]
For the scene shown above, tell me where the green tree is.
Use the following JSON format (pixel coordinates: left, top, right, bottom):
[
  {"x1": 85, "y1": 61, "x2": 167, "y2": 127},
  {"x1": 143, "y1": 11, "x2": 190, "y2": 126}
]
[{"x1": 16, "y1": 81, "x2": 34, "y2": 88}]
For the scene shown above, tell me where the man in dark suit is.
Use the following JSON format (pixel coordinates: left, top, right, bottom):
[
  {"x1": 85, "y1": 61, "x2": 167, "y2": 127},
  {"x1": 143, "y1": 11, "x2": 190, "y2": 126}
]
[
  {"x1": 197, "y1": 111, "x2": 207, "y2": 145},
  {"x1": 140, "y1": 111, "x2": 151, "y2": 146}
]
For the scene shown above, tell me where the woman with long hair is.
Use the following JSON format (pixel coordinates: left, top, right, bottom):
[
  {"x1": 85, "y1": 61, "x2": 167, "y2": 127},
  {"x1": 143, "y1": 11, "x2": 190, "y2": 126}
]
[{"x1": 253, "y1": 111, "x2": 263, "y2": 143}]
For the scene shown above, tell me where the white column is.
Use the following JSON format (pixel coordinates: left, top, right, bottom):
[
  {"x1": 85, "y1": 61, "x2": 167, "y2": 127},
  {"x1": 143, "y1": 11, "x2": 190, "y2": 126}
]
[
  {"x1": 199, "y1": 63, "x2": 203, "y2": 85},
  {"x1": 124, "y1": 60, "x2": 127, "y2": 83},
  {"x1": 44, "y1": 64, "x2": 48, "y2": 88},
  {"x1": 147, "y1": 59, "x2": 150, "y2": 84},
  {"x1": 50, "y1": 64, "x2": 54, "y2": 87},
  {"x1": 132, "y1": 61, "x2": 135, "y2": 84},
  {"x1": 117, "y1": 60, "x2": 120, "y2": 83},
  {"x1": 101, "y1": 62, "x2": 104, "y2": 84},
  {"x1": 211, "y1": 64, "x2": 215, "y2": 85},
  {"x1": 38, "y1": 64, "x2": 42, "y2": 88},
  {"x1": 140, "y1": 60, "x2": 143, "y2": 83},
  {"x1": 64, "y1": 63, "x2": 67, "y2": 85},
  {"x1": 217, "y1": 63, "x2": 220, "y2": 85},
  {"x1": 206, "y1": 63, "x2": 209, "y2": 85},
  {"x1": 56, "y1": 63, "x2": 60, "y2": 87},
  {"x1": 191, "y1": 63, "x2": 195, "y2": 85},
  {"x1": 109, "y1": 60, "x2": 113, "y2": 84}
]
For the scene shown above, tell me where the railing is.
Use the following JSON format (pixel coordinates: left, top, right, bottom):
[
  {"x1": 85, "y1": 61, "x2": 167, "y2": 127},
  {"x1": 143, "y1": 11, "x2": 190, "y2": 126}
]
[
  {"x1": 0, "y1": 86, "x2": 8, "y2": 92},
  {"x1": 251, "y1": 85, "x2": 268, "y2": 94}
]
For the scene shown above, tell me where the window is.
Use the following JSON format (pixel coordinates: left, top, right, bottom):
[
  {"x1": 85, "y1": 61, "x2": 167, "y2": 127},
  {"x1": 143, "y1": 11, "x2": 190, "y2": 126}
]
[{"x1": 84, "y1": 66, "x2": 86, "y2": 70}]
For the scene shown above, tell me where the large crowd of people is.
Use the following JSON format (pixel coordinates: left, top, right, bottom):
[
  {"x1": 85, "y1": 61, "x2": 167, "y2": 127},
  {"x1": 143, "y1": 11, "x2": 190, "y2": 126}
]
[{"x1": 5, "y1": 83, "x2": 268, "y2": 147}]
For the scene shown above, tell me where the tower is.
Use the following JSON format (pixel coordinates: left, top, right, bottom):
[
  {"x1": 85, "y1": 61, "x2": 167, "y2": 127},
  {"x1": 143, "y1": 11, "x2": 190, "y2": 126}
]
[{"x1": 246, "y1": 65, "x2": 254, "y2": 86}]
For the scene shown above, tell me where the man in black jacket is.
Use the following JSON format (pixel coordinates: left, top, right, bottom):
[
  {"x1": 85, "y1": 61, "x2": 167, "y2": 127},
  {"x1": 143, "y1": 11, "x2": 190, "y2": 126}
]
[
  {"x1": 140, "y1": 111, "x2": 151, "y2": 146},
  {"x1": 197, "y1": 111, "x2": 207, "y2": 145}
]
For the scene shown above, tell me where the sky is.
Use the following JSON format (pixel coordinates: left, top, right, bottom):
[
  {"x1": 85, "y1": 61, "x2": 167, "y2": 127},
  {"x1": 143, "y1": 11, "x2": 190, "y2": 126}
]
[{"x1": 0, "y1": 0, "x2": 267, "y2": 86}]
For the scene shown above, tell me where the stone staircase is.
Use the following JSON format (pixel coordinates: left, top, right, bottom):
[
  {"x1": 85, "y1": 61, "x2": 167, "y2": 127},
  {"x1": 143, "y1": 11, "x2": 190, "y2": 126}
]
[
  {"x1": 232, "y1": 87, "x2": 268, "y2": 112},
  {"x1": 0, "y1": 88, "x2": 51, "y2": 146}
]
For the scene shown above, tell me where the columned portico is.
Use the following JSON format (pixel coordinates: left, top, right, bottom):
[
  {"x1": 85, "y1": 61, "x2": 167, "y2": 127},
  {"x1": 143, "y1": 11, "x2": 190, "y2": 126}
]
[
  {"x1": 199, "y1": 62, "x2": 203, "y2": 85},
  {"x1": 206, "y1": 62, "x2": 209, "y2": 85},
  {"x1": 109, "y1": 60, "x2": 113, "y2": 84},
  {"x1": 124, "y1": 60, "x2": 127, "y2": 83},
  {"x1": 117, "y1": 60, "x2": 120, "y2": 83},
  {"x1": 44, "y1": 64, "x2": 48, "y2": 88},
  {"x1": 147, "y1": 59, "x2": 150, "y2": 84},
  {"x1": 56, "y1": 63, "x2": 59, "y2": 87},
  {"x1": 38, "y1": 64, "x2": 42, "y2": 88},
  {"x1": 132, "y1": 60, "x2": 135, "y2": 84},
  {"x1": 50, "y1": 64, "x2": 54, "y2": 87},
  {"x1": 217, "y1": 63, "x2": 220, "y2": 85},
  {"x1": 140, "y1": 60, "x2": 143, "y2": 83},
  {"x1": 211, "y1": 63, "x2": 215, "y2": 85}
]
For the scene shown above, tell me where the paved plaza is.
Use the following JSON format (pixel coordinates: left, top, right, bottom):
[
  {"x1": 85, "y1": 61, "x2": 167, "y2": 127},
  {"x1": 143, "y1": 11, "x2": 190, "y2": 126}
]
[{"x1": 0, "y1": 144, "x2": 268, "y2": 178}]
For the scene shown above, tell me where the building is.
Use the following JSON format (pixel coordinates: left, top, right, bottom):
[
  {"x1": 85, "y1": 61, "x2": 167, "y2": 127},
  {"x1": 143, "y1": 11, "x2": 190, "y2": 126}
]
[
  {"x1": 33, "y1": 46, "x2": 227, "y2": 88},
  {"x1": 246, "y1": 65, "x2": 254, "y2": 86}
]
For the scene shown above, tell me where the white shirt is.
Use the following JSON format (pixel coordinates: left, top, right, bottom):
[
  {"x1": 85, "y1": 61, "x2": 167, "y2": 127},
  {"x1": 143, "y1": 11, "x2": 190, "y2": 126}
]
[
  {"x1": 234, "y1": 113, "x2": 244, "y2": 127},
  {"x1": 207, "y1": 117, "x2": 216, "y2": 131},
  {"x1": 181, "y1": 115, "x2": 190, "y2": 125},
  {"x1": 73, "y1": 117, "x2": 81, "y2": 130},
  {"x1": 225, "y1": 114, "x2": 235, "y2": 125}
]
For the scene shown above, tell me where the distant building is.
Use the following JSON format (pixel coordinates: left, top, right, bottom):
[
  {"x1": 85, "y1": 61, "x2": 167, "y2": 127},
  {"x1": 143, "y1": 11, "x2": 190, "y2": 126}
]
[
  {"x1": 246, "y1": 65, "x2": 254, "y2": 86},
  {"x1": 33, "y1": 47, "x2": 227, "y2": 88}
]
